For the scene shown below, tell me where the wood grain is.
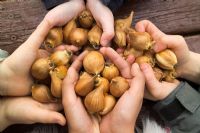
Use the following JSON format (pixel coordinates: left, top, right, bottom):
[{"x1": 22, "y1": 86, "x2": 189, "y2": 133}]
[
  {"x1": 115, "y1": 0, "x2": 200, "y2": 34},
  {"x1": 185, "y1": 34, "x2": 200, "y2": 53},
  {"x1": 0, "y1": 0, "x2": 47, "y2": 53}
]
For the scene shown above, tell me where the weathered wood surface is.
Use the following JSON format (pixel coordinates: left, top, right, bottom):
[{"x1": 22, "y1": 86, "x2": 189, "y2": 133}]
[
  {"x1": 185, "y1": 34, "x2": 200, "y2": 53},
  {"x1": 115, "y1": 0, "x2": 200, "y2": 35},
  {"x1": 0, "y1": 0, "x2": 200, "y2": 54},
  {"x1": 0, "y1": 0, "x2": 47, "y2": 53}
]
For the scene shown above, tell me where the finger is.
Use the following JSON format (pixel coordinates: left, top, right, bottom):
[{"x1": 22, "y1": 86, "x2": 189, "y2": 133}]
[
  {"x1": 140, "y1": 63, "x2": 161, "y2": 94},
  {"x1": 33, "y1": 108, "x2": 66, "y2": 126},
  {"x1": 135, "y1": 20, "x2": 167, "y2": 52},
  {"x1": 54, "y1": 44, "x2": 80, "y2": 53},
  {"x1": 41, "y1": 102, "x2": 63, "y2": 111},
  {"x1": 100, "y1": 47, "x2": 132, "y2": 78},
  {"x1": 88, "y1": 1, "x2": 114, "y2": 46},
  {"x1": 129, "y1": 63, "x2": 145, "y2": 96},
  {"x1": 62, "y1": 51, "x2": 88, "y2": 106},
  {"x1": 135, "y1": 20, "x2": 165, "y2": 41},
  {"x1": 126, "y1": 55, "x2": 135, "y2": 65},
  {"x1": 116, "y1": 48, "x2": 125, "y2": 54}
]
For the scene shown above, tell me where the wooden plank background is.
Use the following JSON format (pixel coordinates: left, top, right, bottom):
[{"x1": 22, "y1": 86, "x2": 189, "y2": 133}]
[{"x1": 0, "y1": 0, "x2": 200, "y2": 54}]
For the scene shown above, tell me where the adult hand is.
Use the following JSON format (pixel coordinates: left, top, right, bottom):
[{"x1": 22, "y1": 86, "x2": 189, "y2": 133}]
[
  {"x1": 0, "y1": 97, "x2": 66, "y2": 132},
  {"x1": 135, "y1": 20, "x2": 200, "y2": 84},
  {"x1": 62, "y1": 51, "x2": 100, "y2": 133},
  {"x1": 100, "y1": 47, "x2": 145, "y2": 133},
  {"x1": 87, "y1": 0, "x2": 114, "y2": 46},
  {"x1": 0, "y1": 0, "x2": 85, "y2": 96}
]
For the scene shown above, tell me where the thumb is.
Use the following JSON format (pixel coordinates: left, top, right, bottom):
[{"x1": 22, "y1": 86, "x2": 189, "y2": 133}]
[
  {"x1": 140, "y1": 63, "x2": 162, "y2": 99},
  {"x1": 34, "y1": 103, "x2": 66, "y2": 126}
]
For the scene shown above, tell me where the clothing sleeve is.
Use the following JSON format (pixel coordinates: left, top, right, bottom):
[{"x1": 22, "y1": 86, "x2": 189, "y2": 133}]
[
  {"x1": 42, "y1": 0, "x2": 69, "y2": 10},
  {"x1": 153, "y1": 81, "x2": 200, "y2": 133},
  {"x1": 0, "y1": 49, "x2": 9, "y2": 62},
  {"x1": 101, "y1": 0, "x2": 125, "y2": 12}
]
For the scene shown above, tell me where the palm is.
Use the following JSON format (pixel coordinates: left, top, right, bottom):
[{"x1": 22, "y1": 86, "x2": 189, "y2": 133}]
[
  {"x1": 0, "y1": 0, "x2": 85, "y2": 96},
  {"x1": 62, "y1": 51, "x2": 99, "y2": 133}
]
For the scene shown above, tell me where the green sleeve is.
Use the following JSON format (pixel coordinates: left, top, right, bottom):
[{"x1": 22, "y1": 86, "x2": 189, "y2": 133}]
[
  {"x1": 153, "y1": 81, "x2": 200, "y2": 133},
  {"x1": 0, "y1": 49, "x2": 9, "y2": 62}
]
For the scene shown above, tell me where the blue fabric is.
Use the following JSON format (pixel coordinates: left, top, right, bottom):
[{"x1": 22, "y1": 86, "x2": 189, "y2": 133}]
[{"x1": 101, "y1": 0, "x2": 125, "y2": 12}]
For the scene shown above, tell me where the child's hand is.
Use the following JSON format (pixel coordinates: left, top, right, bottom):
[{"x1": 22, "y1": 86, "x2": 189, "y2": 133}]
[
  {"x1": 0, "y1": 1, "x2": 84, "y2": 96},
  {"x1": 0, "y1": 97, "x2": 66, "y2": 132},
  {"x1": 135, "y1": 20, "x2": 200, "y2": 84},
  {"x1": 99, "y1": 47, "x2": 145, "y2": 133},
  {"x1": 87, "y1": 0, "x2": 114, "y2": 46},
  {"x1": 140, "y1": 63, "x2": 180, "y2": 101},
  {"x1": 62, "y1": 51, "x2": 100, "y2": 133}
]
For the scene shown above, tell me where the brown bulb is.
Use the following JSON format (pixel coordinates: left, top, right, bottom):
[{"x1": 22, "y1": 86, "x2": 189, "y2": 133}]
[
  {"x1": 127, "y1": 30, "x2": 154, "y2": 51},
  {"x1": 155, "y1": 49, "x2": 177, "y2": 70},
  {"x1": 78, "y1": 10, "x2": 94, "y2": 29},
  {"x1": 84, "y1": 88, "x2": 105, "y2": 113},
  {"x1": 110, "y1": 76, "x2": 129, "y2": 97},
  {"x1": 83, "y1": 51, "x2": 105, "y2": 74},
  {"x1": 153, "y1": 67, "x2": 165, "y2": 81},
  {"x1": 135, "y1": 55, "x2": 155, "y2": 67},
  {"x1": 100, "y1": 94, "x2": 116, "y2": 115},
  {"x1": 54, "y1": 65, "x2": 68, "y2": 80},
  {"x1": 123, "y1": 48, "x2": 143, "y2": 58},
  {"x1": 114, "y1": 30, "x2": 126, "y2": 47},
  {"x1": 63, "y1": 18, "x2": 77, "y2": 43},
  {"x1": 102, "y1": 63, "x2": 119, "y2": 81},
  {"x1": 163, "y1": 69, "x2": 177, "y2": 83},
  {"x1": 95, "y1": 76, "x2": 110, "y2": 93},
  {"x1": 44, "y1": 27, "x2": 63, "y2": 50},
  {"x1": 32, "y1": 84, "x2": 56, "y2": 103},
  {"x1": 88, "y1": 25, "x2": 103, "y2": 49},
  {"x1": 69, "y1": 28, "x2": 88, "y2": 47},
  {"x1": 75, "y1": 72, "x2": 95, "y2": 96},
  {"x1": 31, "y1": 58, "x2": 51, "y2": 80},
  {"x1": 50, "y1": 71, "x2": 62, "y2": 98},
  {"x1": 50, "y1": 50, "x2": 72, "y2": 66},
  {"x1": 115, "y1": 11, "x2": 134, "y2": 31}
]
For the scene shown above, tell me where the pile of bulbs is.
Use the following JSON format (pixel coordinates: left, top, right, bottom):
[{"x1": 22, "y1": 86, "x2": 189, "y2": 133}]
[
  {"x1": 30, "y1": 9, "x2": 178, "y2": 115},
  {"x1": 76, "y1": 51, "x2": 129, "y2": 115}
]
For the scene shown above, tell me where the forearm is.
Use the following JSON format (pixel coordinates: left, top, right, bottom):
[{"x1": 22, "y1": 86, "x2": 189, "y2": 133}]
[{"x1": 178, "y1": 52, "x2": 200, "y2": 84}]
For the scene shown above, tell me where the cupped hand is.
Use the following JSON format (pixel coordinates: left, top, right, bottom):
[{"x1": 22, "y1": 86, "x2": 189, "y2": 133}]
[
  {"x1": 87, "y1": 0, "x2": 114, "y2": 46},
  {"x1": 135, "y1": 20, "x2": 196, "y2": 82},
  {"x1": 62, "y1": 51, "x2": 100, "y2": 133},
  {"x1": 100, "y1": 47, "x2": 145, "y2": 133},
  {"x1": 140, "y1": 63, "x2": 180, "y2": 101},
  {"x1": 0, "y1": 97, "x2": 66, "y2": 131},
  {"x1": 0, "y1": 0, "x2": 85, "y2": 96}
]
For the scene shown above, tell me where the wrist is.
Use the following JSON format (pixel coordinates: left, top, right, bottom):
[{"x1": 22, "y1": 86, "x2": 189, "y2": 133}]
[
  {"x1": 0, "y1": 98, "x2": 12, "y2": 132},
  {"x1": 177, "y1": 51, "x2": 200, "y2": 84}
]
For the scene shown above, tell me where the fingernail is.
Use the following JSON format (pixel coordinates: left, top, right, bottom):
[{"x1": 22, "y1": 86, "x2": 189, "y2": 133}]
[
  {"x1": 101, "y1": 39, "x2": 109, "y2": 46},
  {"x1": 133, "y1": 63, "x2": 140, "y2": 70},
  {"x1": 153, "y1": 44, "x2": 159, "y2": 52},
  {"x1": 140, "y1": 63, "x2": 149, "y2": 71}
]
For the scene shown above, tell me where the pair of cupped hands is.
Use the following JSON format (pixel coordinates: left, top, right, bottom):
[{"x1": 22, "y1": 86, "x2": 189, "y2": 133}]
[{"x1": 0, "y1": 0, "x2": 193, "y2": 132}]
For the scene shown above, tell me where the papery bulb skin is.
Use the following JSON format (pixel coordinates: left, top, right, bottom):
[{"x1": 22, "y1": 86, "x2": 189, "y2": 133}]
[
  {"x1": 155, "y1": 49, "x2": 177, "y2": 70},
  {"x1": 75, "y1": 72, "x2": 95, "y2": 96},
  {"x1": 110, "y1": 76, "x2": 129, "y2": 98},
  {"x1": 83, "y1": 51, "x2": 105, "y2": 75},
  {"x1": 32, "y1": 84, "x2": 56, "y2": 103},
  {"x1": 44, "y1": 27, "x2": 63, "y2": 50}
]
